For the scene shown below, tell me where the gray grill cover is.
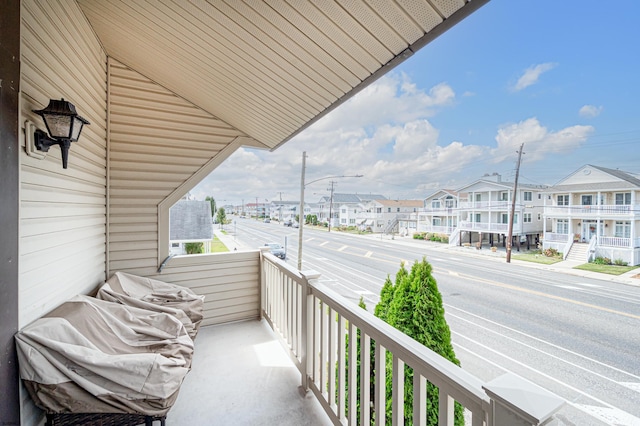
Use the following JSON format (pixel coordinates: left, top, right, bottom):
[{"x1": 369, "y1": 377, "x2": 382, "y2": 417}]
[
  {"x1": 15, "y1": 295, "x2": 194, "y2": 416},
  {"x1": 97, "y1": 272, "x2": 205, "y2": 339}
]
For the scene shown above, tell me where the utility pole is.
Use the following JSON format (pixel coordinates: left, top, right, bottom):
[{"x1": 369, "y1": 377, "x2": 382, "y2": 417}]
[
  {"x1": 327, "y1": 181, "x2": 336, "y2": 232},
  {"x1": 276, "y1": 192, "x2": 284, "y2": 222},
  {"x1": 506, "y1": 143, "x2": 525, "y2": 263}
]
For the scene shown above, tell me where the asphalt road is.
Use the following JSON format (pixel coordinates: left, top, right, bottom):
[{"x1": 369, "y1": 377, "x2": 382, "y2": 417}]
[{"x1": 227, "y1": 219, "x2": 640, "y2": 425}]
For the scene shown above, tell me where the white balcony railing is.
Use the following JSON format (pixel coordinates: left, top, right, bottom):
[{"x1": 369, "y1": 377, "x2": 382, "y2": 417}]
[
  {"x1": 545, "y1": 204, "x2": 638, "y2": 216},
  {"x1": 544, "y1": 233, "x2": 569, "y2": 243},
  {"x1": 261, "y1": 253, "x2": 564, "y2": 426},
  {"x1": 459, "y1": 201, "x2": 511, "y2": 210},
  {"x1": 458, "y1": 221, "x2": 509, "y2": 233},
  {"x1": 598, "y1": 236, "x2": 633, "y2": 248}
]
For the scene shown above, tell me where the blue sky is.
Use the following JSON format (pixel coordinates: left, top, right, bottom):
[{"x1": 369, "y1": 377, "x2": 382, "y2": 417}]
[{"x1": 193, "y1": 0, "x2": 640, "y2": 206}]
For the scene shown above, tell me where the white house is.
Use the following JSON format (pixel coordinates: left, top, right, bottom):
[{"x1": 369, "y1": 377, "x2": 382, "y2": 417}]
[
  {"x1": 169, "y1": 200, "x2": 213, "y2": 255},
  {"x1": 417, "y1": 189, "x2": 459, "y2": 235},
  {"x1": 453, "y1": 174, "x2": 547, "y2": 249},
  {"x1": 317, "y1": 193, "x2": 386, "y2": 229},
  {"x1": 543, "y1": 165, "x2": 640, "y2": 265}
]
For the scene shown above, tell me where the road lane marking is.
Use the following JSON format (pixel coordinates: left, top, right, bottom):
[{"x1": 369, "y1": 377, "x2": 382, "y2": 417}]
[
  {"x1": 365, "y1": 251, "x2": 373, "y2": 257},
  {"x1": 320, "y1": 241, "x2": 329, "y2": 246},
  {"x1": 620, "y1": 382, "x2": 640, "y2": 393},
  {"x1": 576, "y1": 283, "x2": 603, "y2": 288},
  {"x1": 446, "y1": 305, "x2": 640, "y2": 381},
  {"x1": 453, "y1": 338, "x2": 640, "y2": 424},
  {"x1": 338, "y1": 245, "x2": 348, "y2": 252},
  {"x1": 573, "y1": 404, "x2": 640, "y2": 425},
  {"x1": 555, "y1": 285, "x2": 580, "y2": 289},
  {"x1": 445, "y1": 271, "x2": 640, "y2": 320}
]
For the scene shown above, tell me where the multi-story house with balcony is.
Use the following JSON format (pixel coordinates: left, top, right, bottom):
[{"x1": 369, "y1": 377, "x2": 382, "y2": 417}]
[
  {"x1": 317, "y1": 193, "x2": 386, "y2": 229},
  {"x1": 452, "y1": 173, "x2": 547, "y2": 248},
  {"x1": 542, "y1": 165, "x2": 640, "y2": 265},
  {"x1": 417, "y1": 189, "x2": 459, "y2": 235}
]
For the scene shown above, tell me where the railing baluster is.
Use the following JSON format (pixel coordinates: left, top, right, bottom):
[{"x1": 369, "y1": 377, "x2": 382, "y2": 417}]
[
  {"x1": 438, "y1": 392, "x2": 454, "y2": 426},
  {"x1": 413, "y1": 374, "x2": 426, "y2": 426},
  {"x1": 338, "y1": 314, "x2": 347, "y2": 421},
  {"x1": 392, "y1": 356, "x2": 404, "y2": 426},
  {"x1": 361, "y1": 333, "x2": 371, "y2": 426},
  {"x1": 347, "y1": 322, "x2": 357, "y2": 426},
  {"x1": 375, "y1": 342, "x2": 386, "y2": 426},
  {"x1": 328, "y1": 308, "x2": 336, "y2": 412}
]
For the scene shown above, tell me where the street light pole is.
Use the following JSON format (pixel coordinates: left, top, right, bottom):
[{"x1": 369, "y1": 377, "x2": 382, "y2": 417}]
[
  {"x1": 296, "y1": 152, "x2": 362, "y2": 270},
  {"x1": 297, "y1": 152, "x2": 307, "y2": 270}
]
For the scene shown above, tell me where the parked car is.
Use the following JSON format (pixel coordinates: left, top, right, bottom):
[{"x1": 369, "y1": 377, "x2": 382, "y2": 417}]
[
  {"x1": 283, "y1": 220, "x2": 292, "y2": 227},
  {"x1": 292, "y1": 222, "x2": 299, "y2": 228},
  {"x1": 264, "y1": 243, "x2": 286, "y2": 259},
  {"x1": 263, "y1": 218, "x2": 270, "y2": 223}
]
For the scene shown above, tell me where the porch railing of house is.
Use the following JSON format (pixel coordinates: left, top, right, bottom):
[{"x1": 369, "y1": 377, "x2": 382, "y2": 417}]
[
  {"x1": 459, "y1": 221, "x2": 509, "y2": 233},
  {"x1": 597, "y1": 236, "x2": 636, "y2": 248},
  {"x1": 261, "y1": 254, "x2": 564, "y2": 426},
  {"x1": 544, "y1": 232, "x2": 568, "y2": 243},
  {"x1": 545, "y1": 204, "x2": 637, "y2": 216},
  {"x1": 420, "y1": 225, "x2": 457, "y2": 235},
  {"x1": 458, "y1": 201, "x2": 511, "y2": 210}
]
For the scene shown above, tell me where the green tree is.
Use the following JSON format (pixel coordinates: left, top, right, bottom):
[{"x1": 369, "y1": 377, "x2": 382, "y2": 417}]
[
  {"x1": 216, "y1": 207, "x2": 227, "y2": 229},
  {"x1": 184, "y1": 242, "x2": 204, "y2": 254},
  {"x1": 205, "y1": 196, "x2": 216, "y2": 219},
  {"x1": 374, "y1": 257, "x2": 463, "y2": 425}
]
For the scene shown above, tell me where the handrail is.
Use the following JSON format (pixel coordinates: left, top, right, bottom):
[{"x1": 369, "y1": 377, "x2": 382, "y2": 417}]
[{"x1": 261, "y1": 255, "x2": 564, "y2": 425}]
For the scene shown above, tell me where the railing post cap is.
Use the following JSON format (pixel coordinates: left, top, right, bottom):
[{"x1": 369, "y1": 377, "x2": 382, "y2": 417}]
[
  {"x1": 483, "y1": 373, "x2": 564, "y2": 425},
  {"x1": 300, "y1": 270, "x2": 321, "y2": 280}
]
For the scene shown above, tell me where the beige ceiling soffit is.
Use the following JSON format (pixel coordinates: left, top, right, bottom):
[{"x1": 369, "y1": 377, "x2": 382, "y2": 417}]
[
  {"x1": 271, "y1": 0, "x2": 490, "y2": 152},
  {"x1": 237, "y1": 136, "x2": 270, "y2": 149}
]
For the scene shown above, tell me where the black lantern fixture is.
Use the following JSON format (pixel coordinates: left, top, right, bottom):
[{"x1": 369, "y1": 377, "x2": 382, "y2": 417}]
[{"x1": 32, "y1": 98, "x2": 90, "y2": 169}]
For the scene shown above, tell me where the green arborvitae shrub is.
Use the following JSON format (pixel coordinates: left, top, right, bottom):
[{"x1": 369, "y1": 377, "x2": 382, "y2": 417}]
[{"x1": 374, "y1": 258, "x2": 463, "y2": 425}]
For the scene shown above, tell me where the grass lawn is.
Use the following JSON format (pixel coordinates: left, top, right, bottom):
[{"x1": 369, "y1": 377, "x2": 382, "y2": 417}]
[
  {"x1": 210, "y1": 237, "x2": 229, "y2": 253},
  {"x1": 573, "y1": 263, "x2": 638, "y2": 275},
  {"x1": 512, "y1": 252, "x2": 563, "y2": 264}
]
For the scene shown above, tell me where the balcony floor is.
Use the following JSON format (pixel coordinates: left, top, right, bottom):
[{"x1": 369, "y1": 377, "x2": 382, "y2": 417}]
[{"x1": 167, "y1": 319, "x2": 332, "y2": 426}]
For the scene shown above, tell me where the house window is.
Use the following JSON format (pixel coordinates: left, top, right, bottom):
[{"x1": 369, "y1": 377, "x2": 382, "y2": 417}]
[
  {"x1": 500, "y1": 192, "x2": 508, "y2": 201},
  {"x1": 524, "y1": 191, "x2": 532, "y2": 201},
  {"x1": 397, "y1": 208, "x2": 400, "y2": 212},
  {"x1": 524, "y1": 213, "x2": 532, "y2": 223},
  {"x1": 341, "y1": 208, "x2": 346, "y2": 214},
  {"x1": 615, "y1": 221, "x2": 631, "y2": 238},
  {"x1": 475, "y1": 213, "x2": 481, "y2": 223},
  {"x1": 557, "y1": 219, "x2": 569, "y2": 234},
  {"x1": 557, "y1": 195, "x2": 569, "y2": 206},
  {"x1": 432, "y1": 200, "x2": 441, "y2": 209},
  {"x1": 171, "y1": 242, "x2": 180, "y2": 248},
  {"x1": 445, "y1": 197, "x2": 455, "y2": 208},
  {"x1": 501, "y1": 213, "x2": 509, "y2": 224},
  {"x1": 349, "y1": 219, "x2": 355, "y2": 225},
  {"x1": 615, "y1": 193, "x2": 631, "y2": 205},
  {"x1": 376, "y1": 208, "x2": 382, "y2": 213},
  {"x1": 513, "y1": 214, "x2": 518, "y2": 224},
  {"x1": 581, "y1": 195, "x2": 593, "y2": 206},
  {"x1": 388, "y1": 208, "x2": 391, "y2": 213},
  {"x1": 475, "y1": 193, "x2": 482, "y2": 202},
  {"x1": 537, "y1": 213, "x2": 541, "y2": 221},
  {"x1": 538, "y1": 194, "x2": 541, "y2": 199},
  {"x1": 341, "y1": 218, "x2": 346, "y2": 224},
  {"x1": 433, "y1": 218, "x2": 441, "y2": 226}
]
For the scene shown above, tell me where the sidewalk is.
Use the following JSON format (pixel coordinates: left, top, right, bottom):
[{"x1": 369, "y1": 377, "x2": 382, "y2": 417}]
[
  {"x1": 214, "y1": 227, "x2": 640, "y2": 288},
  {"x1": 360, "y1": 232, "x2": 640, "y2": 287}
]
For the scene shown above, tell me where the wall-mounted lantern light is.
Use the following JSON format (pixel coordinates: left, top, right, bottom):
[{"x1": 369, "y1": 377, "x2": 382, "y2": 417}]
[{"x1": 30, "y1": 98, "x2": 90, "y2": 169}]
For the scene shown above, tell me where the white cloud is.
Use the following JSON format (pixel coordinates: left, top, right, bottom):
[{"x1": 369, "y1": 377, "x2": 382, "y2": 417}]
[
  {"x1": 579, "y1": 104, "x2": 603, "y2": 118},
  {"x1": 511, "y1": 63, "x2": 557, "y2": 92},
  {"x1": 491, "y1": 118, "x2": 594, "y2": 163}
]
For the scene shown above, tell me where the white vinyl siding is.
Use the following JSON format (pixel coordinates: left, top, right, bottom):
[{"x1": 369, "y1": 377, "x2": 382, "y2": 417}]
[
  {"x1": 107, "y1": 59, "x2": 245, "y2": 276},
  {"x1": 20, "y1": 0, "x2": 107, "y2": 329}
]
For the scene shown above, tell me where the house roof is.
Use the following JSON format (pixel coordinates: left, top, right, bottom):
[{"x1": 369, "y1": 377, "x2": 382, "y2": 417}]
[
  {"x1": 320, "y1": 193, "x2": 387, "y2": 203},
  {"x1": 374, "y1": 199, "x2": 423, "y2": 208},
  {"x1": 170, "y1": 200, "x2": 213, "y2": 241},
  {"x1": 77, "y1": 1, "x2": 487, "y2": 153},
  {"x1": 424, "y1": 189, "x2": 458, "y2": 201},
  {"x1": 551, "y1": 164, "x2": 640, "y2": 192}
]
